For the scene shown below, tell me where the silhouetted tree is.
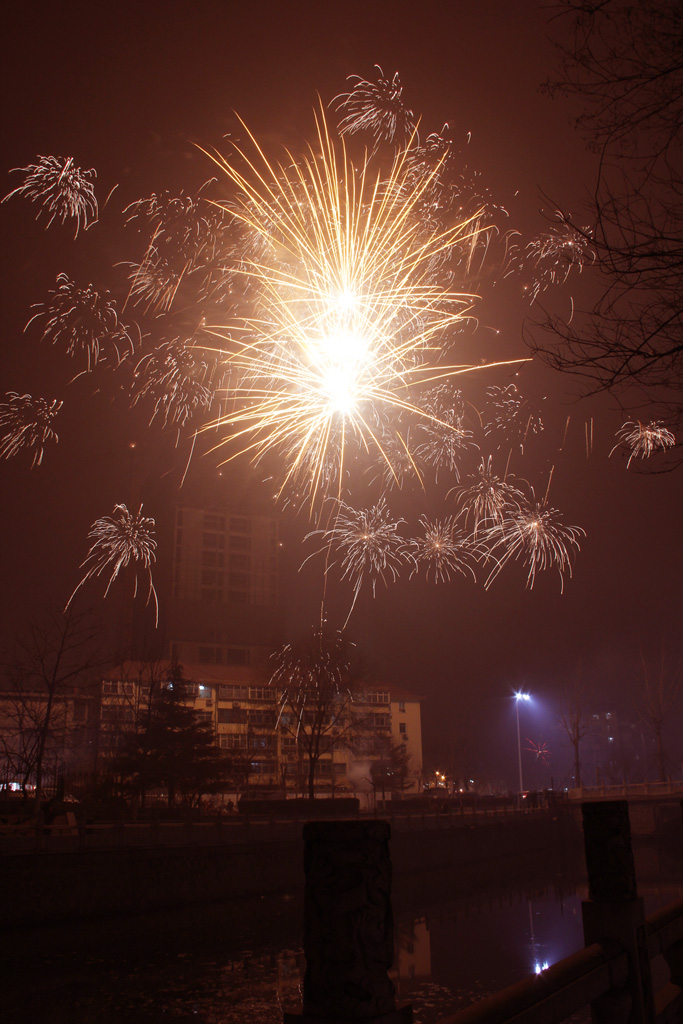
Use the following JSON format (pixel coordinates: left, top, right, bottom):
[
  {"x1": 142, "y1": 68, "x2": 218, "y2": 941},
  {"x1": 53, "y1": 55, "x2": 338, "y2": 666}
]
[
  {"x1": 533, "y1": 1, "x2": 683, "y2": 451},
  {"x1": 371, "y1": 742, "x2": 413, "y2": 800},
  {"x1": 558, "y1": 664, "x2": 594, "y2": 789},
  {"x1": 113, "y1": 661, "x2": 230, "y2": 807},
  {"x1": 270, "y1": 628, "x2": 372, "y2": 800},
  {"x1": 0, "y1": 608, "x2": 102, "y2": 807},
  {"x1": 632, "y1": 643, "x2": 682, "y2": 782}
]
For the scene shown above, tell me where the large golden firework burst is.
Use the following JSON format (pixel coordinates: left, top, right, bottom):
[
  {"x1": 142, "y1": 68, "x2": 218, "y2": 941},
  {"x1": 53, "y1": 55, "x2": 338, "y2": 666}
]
[{"x1": 201, "y1": 108, "x2": 521, "y2": 505}]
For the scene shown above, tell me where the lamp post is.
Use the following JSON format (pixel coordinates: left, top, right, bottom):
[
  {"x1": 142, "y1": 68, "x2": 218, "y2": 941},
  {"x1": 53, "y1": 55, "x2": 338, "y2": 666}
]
[{"x1": 514, "y1": 691, "x2": 531, "y2": 799}]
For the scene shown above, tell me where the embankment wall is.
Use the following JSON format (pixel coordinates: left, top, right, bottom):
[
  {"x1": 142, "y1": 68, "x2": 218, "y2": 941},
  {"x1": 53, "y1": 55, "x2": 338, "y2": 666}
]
[{"x1": 2, "y1": 813, "x2": 581, "y2": 930}]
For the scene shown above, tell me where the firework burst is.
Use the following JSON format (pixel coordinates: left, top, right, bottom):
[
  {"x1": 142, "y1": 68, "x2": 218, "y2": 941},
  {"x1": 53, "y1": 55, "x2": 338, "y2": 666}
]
[
  {"x1": 66, "y1": 503, "x2": 158, "y2": 622},
  {"x1": 26, "y1": 273, "x2": 135, "y2": 371},
  {"x1": 478, "y1": 490, "x2": 585, "y2": 592},
  {"x1": 524, "y1": 217, "x2": 595, "y2": 302},
  {"x1": 525, "y1": 738, "x2": 550, "y2": 765},
  {"x1": 306, "y1": 498, "x2": 412, "y2": 609},
  {"x1": 131, "y1": 338, "x2": 216, "y2": 430},
  {"x1": 0, "y1": 392, "x2": 62, "y2": 467},
  {"x1": 200, "y1": 109, "x2": 517, "y2": 505},
  {"x1": 3, "y1": 155, "x2": 98, "y2": 237},
  {"x1": 610, "y1": 420, "x2": 676, "y2": 467},
  {"x1": 333, "y1": 67, "x2": 416, "y2": 150},
  {"x1": 124, "y1": 183, "x2": 227, "y2": 310},
  {"x1": 453, "y1": 455, "x2": 526, "y2": 535},
  {"x1": 409, "y1": 515, "x2": 476, "y2": 584},
  {"x1": 484, "y1": 383, "x2": 543, "y2": 451},
  {"x1": 413, "y1": 387, "x2": 477, "y2": 481}
]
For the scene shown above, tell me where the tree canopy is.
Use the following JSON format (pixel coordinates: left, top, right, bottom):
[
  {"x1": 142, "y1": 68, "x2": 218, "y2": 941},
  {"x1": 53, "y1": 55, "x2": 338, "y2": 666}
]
[{"x1": 532, "y1": 0, "x2": 683, "y2": 458}]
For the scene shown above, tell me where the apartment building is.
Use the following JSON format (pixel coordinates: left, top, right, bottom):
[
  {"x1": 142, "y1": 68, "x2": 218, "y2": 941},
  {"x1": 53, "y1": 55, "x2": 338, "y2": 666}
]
[{"x1": 99, "y1": 661, "x2": 423, "y2": 803}]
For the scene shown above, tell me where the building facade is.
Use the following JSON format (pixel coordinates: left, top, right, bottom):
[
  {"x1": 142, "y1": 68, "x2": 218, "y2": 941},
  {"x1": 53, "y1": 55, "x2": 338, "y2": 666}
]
[{"x1": 99, "y1": 661, "x2": 424, "y2": 805}]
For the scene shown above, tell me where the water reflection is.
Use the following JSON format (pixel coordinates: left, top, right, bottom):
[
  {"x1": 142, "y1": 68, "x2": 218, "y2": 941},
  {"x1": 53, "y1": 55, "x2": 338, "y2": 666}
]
[{"x1": 4, "y1": 841, "x2": 682, "y2": 1024}]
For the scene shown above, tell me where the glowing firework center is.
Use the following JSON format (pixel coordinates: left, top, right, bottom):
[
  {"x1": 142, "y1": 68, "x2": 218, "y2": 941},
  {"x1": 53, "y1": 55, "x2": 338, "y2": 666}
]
[{"x1": 202, "y1": 111, "x2": 492, "y2": 500}]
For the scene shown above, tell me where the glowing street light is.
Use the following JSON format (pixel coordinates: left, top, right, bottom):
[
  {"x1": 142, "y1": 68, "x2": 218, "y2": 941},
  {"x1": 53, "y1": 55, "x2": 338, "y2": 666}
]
[{"x1": 514, "y1": 691, "x2": 531, "y2": 799}]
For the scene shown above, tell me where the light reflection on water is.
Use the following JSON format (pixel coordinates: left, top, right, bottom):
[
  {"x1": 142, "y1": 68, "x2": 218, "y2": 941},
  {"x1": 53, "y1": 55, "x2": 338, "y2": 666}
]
[{"x1": 3, "y1": 842, "x2": 682, "y2": 1024}]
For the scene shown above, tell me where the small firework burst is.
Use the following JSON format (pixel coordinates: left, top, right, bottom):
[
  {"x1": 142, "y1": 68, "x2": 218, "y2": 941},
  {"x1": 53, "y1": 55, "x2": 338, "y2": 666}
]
[
  {"x1": 484, "y1": 383, "x2": 543, "y2": 450},
  {"x1": 307, "y1": 498, "x2": 411, "y2": 600},
  {"x1": 478, "y1": 492, "x2": 585, "y2": 592},
  {"x1": 26, "y1": 273, "x2": 135, "y2": 371},
  {"x1": 131, "y1": 338, "x2": 216, "y2": 430},
  {"x1": 414, "y1": 407, "x2": 477, "y2": 482},
  {"x1": 453, "y1": 456, "x2": 526, "y2": 535},
  {"x1": 524, "y1": 217, "x2": 595, "y2": 302},
  {"x1": 334, "y1": 67, "x2": 416, "y2": 149},
  {"x1": 125, "y1": 249, "x2": 190, "y2": 313},
  {"x1": 66, "y1": 503, "x2": 158, "y2": 622},
  {"x1": 3, "y1": 155, "x2": 98, "y2": 237},
  {"x1": 525, "y1": 738, "x2": 550, "y2": 765},
  {"x1": 409, "y1": 515, "x2": 477, "y2": 584},
  {"x1": 610, "y1": 420, "x2": 676, "y2": 468},
  {"x1": 124, "y1": 183, "x2": 227, "y2": 310},
  {"x1": 0, "y1": 392, "x2": 62, "y2": 467}
]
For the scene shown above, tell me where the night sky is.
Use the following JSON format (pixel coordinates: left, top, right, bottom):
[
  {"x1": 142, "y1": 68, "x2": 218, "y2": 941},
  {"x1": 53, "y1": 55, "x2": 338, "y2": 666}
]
[{"x1": 1, "y1": 1, "x2": 681, "y2": 789}]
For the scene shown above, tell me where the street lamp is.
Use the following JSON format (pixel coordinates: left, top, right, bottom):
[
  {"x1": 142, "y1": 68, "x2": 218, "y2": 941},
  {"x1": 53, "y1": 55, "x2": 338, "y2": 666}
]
[{"x1": 514, "y1": 691, "x2": 531, "y2": 799}]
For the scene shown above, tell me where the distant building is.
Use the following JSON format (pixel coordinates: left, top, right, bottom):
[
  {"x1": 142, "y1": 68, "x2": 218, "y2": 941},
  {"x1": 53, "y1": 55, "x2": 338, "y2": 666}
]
[
  {"x1": 0, "y1": 681, "x2": 99, "y2": 792},
  {"x1": 166, "y1": 504, "x2": 283, "y2": 671}
]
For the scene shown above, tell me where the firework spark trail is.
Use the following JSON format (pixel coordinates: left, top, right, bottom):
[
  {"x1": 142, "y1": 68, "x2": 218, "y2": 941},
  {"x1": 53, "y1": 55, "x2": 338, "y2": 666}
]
[
  {"x1": 477, "y1": 490, "x2": 585, "y2": 593},
  {"x1": 0, "y1": 393, "x2": 62, "y2": 467},
  {"x1": 198, "y1": 108, "x2": 525, "y2": 505},
  {"x1": 453, "y1": 455, "x2": 526, "y2": 535},
  {"x1": 26, "y1": 273, "x2": 135, "y2": 372},
  {"x1": 409, "y1": 515, "x2": 477, "y2": 584},
  {"x1": 65, "y1": 503, "x2": 158, "y2": 623},
  {"x1": 610, "y1": 420, "x2": 676, "y2": 467},
  {"x1": 2, "y1": 155, "x2": 98, "y2": 237}
]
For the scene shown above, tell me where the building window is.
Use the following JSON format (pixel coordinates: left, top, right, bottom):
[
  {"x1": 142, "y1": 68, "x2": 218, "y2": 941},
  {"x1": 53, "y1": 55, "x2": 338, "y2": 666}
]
[
  {"x1": 249, "y1": 687, "x2": 275, "y2": 701},
  {"x1": 398, "y1": 700, "x2": 406, "y2": 713},
  {"x1": 220, "y1": 734, "x2": 247, "y2": 749},
  {"x1": 248, "y1": 710, "x2": 277, "y2": 728},
  {"x1": 218, "y1": 684, "x2": 248, "y2": 700},
  {"x1": 399, "y1": 722, "x2": 407, "y2": 735},
  {"x1": 225, "y1": 648, "x2": 249, "y2": 666},
  {"x1": 199, "y1": 646, "x2": 223, "y2": 664},
  {"x1": 365, "y1": 691, "x2": 390, "y2": 705},
  {"x1": 218, "y1": 708, "x2": 248, "y2": 724}
]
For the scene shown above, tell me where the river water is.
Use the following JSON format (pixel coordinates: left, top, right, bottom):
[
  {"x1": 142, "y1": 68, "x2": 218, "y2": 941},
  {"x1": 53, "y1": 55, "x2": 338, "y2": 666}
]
[{"x1": 3, "y1": 838, "x2": 681, "y2": 1024}]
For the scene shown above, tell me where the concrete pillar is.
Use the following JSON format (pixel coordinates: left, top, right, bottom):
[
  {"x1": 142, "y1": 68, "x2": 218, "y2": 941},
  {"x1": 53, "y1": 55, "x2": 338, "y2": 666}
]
[
  {"x1": 581, "y1": 800, "x2": 655, "y2": 1024},
  {"x1": 284, "y1": 819, "x2": 411, "y2": 1024}
]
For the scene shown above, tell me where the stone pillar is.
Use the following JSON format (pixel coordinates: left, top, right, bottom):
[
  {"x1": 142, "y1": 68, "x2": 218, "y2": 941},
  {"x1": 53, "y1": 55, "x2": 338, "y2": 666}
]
[
  {"x1": 581, "y1": 800, "x2": 655, "y2": 1024},
  {"x1": 284, "y1": 819, "x2": 412, "y2": 1024}
]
